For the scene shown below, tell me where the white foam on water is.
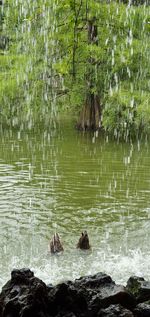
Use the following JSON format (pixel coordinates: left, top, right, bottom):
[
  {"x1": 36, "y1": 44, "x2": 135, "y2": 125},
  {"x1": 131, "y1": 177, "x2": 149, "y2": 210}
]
[{"x1": 1, "y1": 244, "x2": 149, "y2": 290}]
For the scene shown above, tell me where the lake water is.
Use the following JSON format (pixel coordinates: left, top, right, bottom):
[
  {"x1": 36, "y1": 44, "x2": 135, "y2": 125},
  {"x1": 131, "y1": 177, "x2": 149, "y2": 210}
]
[{"x1": 0, "y1": 119, "x2": 150, "y2": 289}]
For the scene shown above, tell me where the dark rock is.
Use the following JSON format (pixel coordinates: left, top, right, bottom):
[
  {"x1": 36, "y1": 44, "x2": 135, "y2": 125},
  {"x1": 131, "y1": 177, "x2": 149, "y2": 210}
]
[
  {"x1": 48, "y1": 281, "x2": 88, "y2": 316},
  {"x1": 133, "y1": 301, "x2": 150, "y2": 317},
  {"x1": 98, "y1": 304, "x2": 134, "y2": 316},
  {"x1": 74, "y1": 273, "x2": 136, "y2": 316},
  {"x1": 47, "y1": 272, "x2": 136, "y2": 316},
  {"x1": 55, "y1": 313, "x2": 76, "y2": 317},
  {"x1": 0, "y1": 268, "x2": 49, "y2": 317},
  {"x1": 126, "y1": 276, "x2": 150, "y2": 303},
  {"x1": 11, "y1": 268, "x2": 34, "y2": 282},
  {"x1": 47, "y1": 283, "x2": 54, "y2": 289},
  {"x1": 0, "y1": 270, "x2": 137, "y2": 317},
  {"x1": 74, "y1": 272, "x2": 113, "y2": 289},
  {"x1": 88, "y1": 284, "x2": 135, "y2": 316}
]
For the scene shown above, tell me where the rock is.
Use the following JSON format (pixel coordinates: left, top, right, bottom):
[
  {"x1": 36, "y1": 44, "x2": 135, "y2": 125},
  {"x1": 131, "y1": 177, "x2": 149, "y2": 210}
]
[
  {"x1": 43, "y1": 272, "x2": 136, "y2": 316},
  {"x1": 48, "y1": 281, "x2": 88, "y2": 316},
  {"x1": 0, "y1": 270, "x2": 137, "y2": 317},
  {"x1": 126, "y1": 276, "x2": 150, "y2": 303},
  {"x1": 98, "y1": 304, "x2": 134, "y2": 316},
  {"x1": 0, "y1": 268, "x2": 50, "y2": 317},
  {"x1": 74, "y1": 273, "x2": 136, "y2": 316},
  {"x1": 74, "y1": 272, "x2": 112, "y2": 289},
  {"x1": 56, "y1": 313, "x2": 76, "y2": 317},
  {"x1": 133, "y1": 301, "x2": 150, "y2": 317}
]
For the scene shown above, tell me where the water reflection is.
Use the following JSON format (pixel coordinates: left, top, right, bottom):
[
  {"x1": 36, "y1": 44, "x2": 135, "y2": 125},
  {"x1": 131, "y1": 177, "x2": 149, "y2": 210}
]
[{"x1": 0, "y1": 121, "x2": 150, "y2": 288}]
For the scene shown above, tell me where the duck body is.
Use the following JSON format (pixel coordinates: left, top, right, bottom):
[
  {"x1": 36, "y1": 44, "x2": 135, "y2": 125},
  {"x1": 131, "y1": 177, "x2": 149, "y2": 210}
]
[
  {"x1": 77, "y1": 231, "x2": 91, "y2": 250},
  {"x1": 50, "y1": 233, "x2": 64, "y2": 254}
]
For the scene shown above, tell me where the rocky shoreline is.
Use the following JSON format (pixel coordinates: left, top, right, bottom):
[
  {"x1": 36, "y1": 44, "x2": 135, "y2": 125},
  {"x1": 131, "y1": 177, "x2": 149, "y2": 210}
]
[{"x1": 0, "y1": 269, "x2": 150, "y2": 316}]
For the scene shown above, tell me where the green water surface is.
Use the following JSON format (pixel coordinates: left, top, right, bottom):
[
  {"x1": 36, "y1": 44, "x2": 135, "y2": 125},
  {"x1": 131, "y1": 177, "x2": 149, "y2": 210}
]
[{"x1": 0, "y1": 119, "x2": 150, "y2": 288}]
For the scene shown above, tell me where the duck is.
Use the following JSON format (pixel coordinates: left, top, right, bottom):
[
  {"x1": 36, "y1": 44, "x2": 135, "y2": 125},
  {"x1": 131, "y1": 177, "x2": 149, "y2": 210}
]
[
  {"x1": 77, "y1": 231, "x2": 91, "y2": 250},
  {"x1": 49, "y1": 233, "x2": 64, "y2": 254}
]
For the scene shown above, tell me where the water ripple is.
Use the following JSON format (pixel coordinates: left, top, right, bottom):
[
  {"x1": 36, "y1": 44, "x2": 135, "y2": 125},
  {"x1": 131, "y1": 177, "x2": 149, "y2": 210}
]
[{"x1": 0, "y1": 128, "x2": 150, "y2": 289}]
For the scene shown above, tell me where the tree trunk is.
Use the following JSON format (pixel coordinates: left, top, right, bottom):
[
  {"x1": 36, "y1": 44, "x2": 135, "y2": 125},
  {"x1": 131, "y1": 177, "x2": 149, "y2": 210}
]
[{"x1": 77, "y1": 18, "x2": 102, "y2": 131}]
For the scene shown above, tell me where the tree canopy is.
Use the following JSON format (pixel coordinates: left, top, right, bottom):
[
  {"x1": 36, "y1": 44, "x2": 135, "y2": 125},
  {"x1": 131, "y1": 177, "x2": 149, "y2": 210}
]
[{"x1": 0, "y1": 0, "x2": 150, "y2": 138}]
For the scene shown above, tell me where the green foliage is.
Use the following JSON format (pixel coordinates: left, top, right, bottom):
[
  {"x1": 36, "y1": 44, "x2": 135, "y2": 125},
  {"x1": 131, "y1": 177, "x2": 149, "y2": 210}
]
[
  {"x1": 0, "y1": 0, "x2": 150, "y2": 137},
  {"x1": 0, "y1": 0, "x2": 56, "y2": 125},
  {"x1": 136, "y1": 94, "x2": 150, "y2": 133},
  {"x1": 103, "y1": 88, "x2": 150, "y2": 138}
]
